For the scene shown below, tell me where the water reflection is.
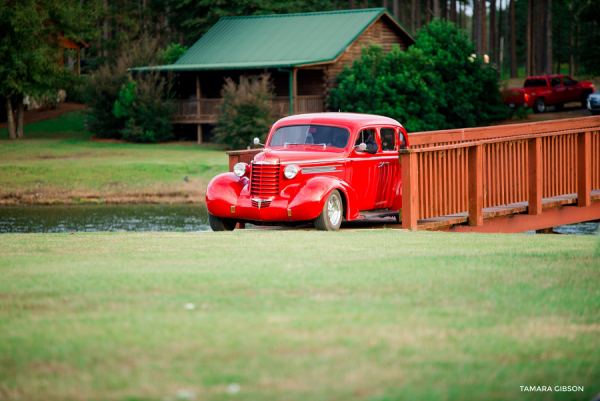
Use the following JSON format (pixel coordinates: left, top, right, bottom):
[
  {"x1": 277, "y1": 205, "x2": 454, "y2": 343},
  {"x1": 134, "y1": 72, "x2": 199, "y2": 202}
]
[{"x1": 0, "y1": 204, "x2": 210, "y2": 234}]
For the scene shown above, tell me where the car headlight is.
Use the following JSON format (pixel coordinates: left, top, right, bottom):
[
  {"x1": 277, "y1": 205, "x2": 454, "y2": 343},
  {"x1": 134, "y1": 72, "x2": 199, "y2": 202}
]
[
  {"x1": 233, "y1": 162, "x2": 249, "y2": 177},
  {"x1": 284, "y1": 165, "x2": 300, "y2": 179}
]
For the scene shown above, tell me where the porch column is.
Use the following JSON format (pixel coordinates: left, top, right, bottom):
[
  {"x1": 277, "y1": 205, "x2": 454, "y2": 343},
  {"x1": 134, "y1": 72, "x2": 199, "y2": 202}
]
[
  {"x1": 196, "y1": 74, "x2": 201, "y2": 118},
  {"x1": 196, "y1": 73, "x2": 202, "y2": 144},
  {"x1": 292, "y1": 68, "x2": 298, "y2": 115},
  {"x1": 76, "y1": 48, "x2": 81, "y2": 77}
]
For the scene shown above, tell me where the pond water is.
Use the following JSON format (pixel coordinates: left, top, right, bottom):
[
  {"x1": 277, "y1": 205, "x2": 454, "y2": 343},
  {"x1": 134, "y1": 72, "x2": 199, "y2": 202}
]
[
  {"x1": 0, "y1": 204, "x2": 211, "y2": 234},
  {"x1": 0, "y1": 204, "x2": 598, "y2": 235}
]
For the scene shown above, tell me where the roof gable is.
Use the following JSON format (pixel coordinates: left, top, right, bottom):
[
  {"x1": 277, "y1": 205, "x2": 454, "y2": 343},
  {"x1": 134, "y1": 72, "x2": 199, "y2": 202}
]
[{"x1": 143, "y1": 8, "x2": 413, "y2": 71}]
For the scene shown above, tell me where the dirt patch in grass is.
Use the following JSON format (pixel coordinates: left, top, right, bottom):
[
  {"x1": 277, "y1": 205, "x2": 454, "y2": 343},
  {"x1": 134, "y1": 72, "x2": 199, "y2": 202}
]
[{"x1": 0, "y1": 103, "x2": 87, "y2": 129}]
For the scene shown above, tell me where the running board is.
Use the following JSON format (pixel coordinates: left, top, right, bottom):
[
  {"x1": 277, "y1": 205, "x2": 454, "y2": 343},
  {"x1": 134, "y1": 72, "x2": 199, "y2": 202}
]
[{"x1": 359, "y1": 210, "x2": 399, "y2": 219}]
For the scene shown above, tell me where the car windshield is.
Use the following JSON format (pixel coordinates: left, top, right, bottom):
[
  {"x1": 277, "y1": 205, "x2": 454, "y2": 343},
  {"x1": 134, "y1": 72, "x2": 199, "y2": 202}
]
[
  {"x1": 268, "y1": 125, "x2": 350, "y2": 150},
  {"x1": 524, "y1": 78, "x2": 548, "y2": 88}
]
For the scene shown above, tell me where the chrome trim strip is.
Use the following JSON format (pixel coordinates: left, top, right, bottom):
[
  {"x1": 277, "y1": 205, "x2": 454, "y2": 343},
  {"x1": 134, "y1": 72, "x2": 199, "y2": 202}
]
[
  {"x1": 252, "y1": 161, "x2": 279, "y2": 165},
  {"x1": 282, "y1": 158, "x2": 346, "y2": 164},
  {"x1": 303, "y1": 169, "x2": 343, "y2": 174}
]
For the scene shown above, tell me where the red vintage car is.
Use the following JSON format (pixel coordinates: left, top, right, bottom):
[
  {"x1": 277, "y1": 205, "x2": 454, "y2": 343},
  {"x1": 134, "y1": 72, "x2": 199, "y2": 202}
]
[
  {"x1": 206, "y1": 113, "x2": 409, "y2": 231},
  {"x1": 503, "y1": 74, "x2": 595, "y2": 113}
]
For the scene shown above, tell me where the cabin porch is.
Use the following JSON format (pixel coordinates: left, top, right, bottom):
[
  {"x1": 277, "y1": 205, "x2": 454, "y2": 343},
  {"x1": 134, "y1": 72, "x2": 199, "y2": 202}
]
[{"x1": 169, "y1": 68, "x2": 328, "y2": 143}]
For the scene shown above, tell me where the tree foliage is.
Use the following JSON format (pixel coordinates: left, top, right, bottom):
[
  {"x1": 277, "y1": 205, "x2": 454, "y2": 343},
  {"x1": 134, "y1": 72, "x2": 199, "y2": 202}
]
[
  {"x1": 167, "y1": 0, "x2": 335, "y2": 46},
  {"x1": 329, "y1": 19, "x2": 508, "y2": 133},
  {"x1": 0, "y1": 0, "x2": 94, "y2": 138},
  {"x1": 83, "y1": 35, "x2": 175, "y2": 141},
  {"x1": 214, "y1": 74, "x2": 276, "y2": 149},
  {"x1": 113, "y1": 75, "x2": 175, "y2": 143}
]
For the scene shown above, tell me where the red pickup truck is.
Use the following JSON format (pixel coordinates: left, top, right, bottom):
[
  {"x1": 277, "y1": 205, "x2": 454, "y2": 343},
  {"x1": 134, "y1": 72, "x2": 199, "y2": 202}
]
[{"x1": 503, "y1": 74, "x2": 595, "y2": 113}]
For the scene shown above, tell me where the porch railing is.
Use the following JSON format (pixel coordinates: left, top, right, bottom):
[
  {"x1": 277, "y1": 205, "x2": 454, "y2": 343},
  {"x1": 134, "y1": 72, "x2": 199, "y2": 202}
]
[{"x1": 172, "y1": 96, "x2": 325, "y2": 122}]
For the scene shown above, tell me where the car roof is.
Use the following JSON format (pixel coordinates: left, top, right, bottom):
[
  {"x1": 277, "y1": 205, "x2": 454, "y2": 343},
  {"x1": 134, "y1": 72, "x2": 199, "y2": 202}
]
[{"x1": 271, "y1": 113, "x2": 402, "y2": 132}]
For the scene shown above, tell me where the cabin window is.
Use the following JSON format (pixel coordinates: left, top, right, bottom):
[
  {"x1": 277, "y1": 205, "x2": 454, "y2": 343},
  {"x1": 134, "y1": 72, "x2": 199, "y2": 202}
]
[
  {"x1": 380, "y1": 128, "x2": 396, "y2": 151},
  {"x1": 373, "y1": 25, "x2": 382, "y2": 39},
  {"x1": 562, "y1": 76, "x2": 576, "y2": 86},
  {"x1": 550, "y1": 77, "x2": 561, "y2": 87}
]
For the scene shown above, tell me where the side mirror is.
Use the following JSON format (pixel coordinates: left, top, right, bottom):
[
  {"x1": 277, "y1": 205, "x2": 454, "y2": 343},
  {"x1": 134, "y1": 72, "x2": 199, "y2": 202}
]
[
  {"x1": 354, "y1": 143, "x2": 367, "y2": 151},
  {"x1": 253, "y1": 137, "x2": 264, "y2": 147}
]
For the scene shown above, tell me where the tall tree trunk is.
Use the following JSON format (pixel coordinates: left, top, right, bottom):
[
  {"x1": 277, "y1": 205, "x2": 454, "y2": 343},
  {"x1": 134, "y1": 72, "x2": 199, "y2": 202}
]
[
  {"x1": 510, "y1": 0, "x2": 518, "y2": 77},
  {"x1": 569, "y1": 21, "x2": 574, "y2": 76},
  {"x1": 383, "y1": 0, "x2": 389, "y2": 9},
  {"x1": 6, "y1": 97, "x2": 16, "y2": 140},
  {"x1": 393, "y1": 0, "x2": 399, "y2": 19},
  {"x1": 411, "y1": 0, "x2": 416, "y2": 31},
  {"x1": 526, "y1": 0, "x2": 532, "y2": 76},
  {"x1": 16, "y1": 93, "x2": 24, "y2": 139},
  {"x1": 103, "y1": 0, "x2": 108, "y2": 57},
  {"x1": 546, "y1": 0, "x2": 552, "y2": 74},
  {"x1": 473, "y1": 0, "x2": 478, "y2": 48},
  {"x1": 433, "y1": 0, "x2": 439, "y2": 18},
  {"x1": 349, "y1": 0, "x2": 355, "y2": 9},
  {"x1": 451, "y1": 0, "x2": 456, "y2": 23},
  {"x1": 490, "y1": 0, "x2": 496, "y2": 62},
  {"x1": 415, "y1": 0, "x2": 421, "y2": 29},
  {"x1": 556, "y1": 20, "x2": 561, "y2": 74},
  {"x1": 536, "y1": 0, "x2": 544, "y2": 75},
  {"x1": 481, "y1": 0, "x2": 487, "y2": 56}
]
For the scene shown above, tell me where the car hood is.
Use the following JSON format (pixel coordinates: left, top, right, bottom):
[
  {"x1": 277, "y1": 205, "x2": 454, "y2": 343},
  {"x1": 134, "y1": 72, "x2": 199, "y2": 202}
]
[{"x1": 253, "y1": 149, "x2": 346, "y2": 165}]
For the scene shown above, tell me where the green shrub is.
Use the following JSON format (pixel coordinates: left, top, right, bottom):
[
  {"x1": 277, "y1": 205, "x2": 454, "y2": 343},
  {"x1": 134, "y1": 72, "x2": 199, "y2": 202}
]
[
  {"x1": 113, "y1": 74, "x2": 175, "y2": 143},
  {"x1": 83, "y1": 35, "x2": 173, "y2": 140},
  {"x1": 159, "y1": 43, "x2": 188, "y2": 65},
  {"x1": 329, "y1": 19, "x2": 508, "y2": 132},
  {"x1": 214, "y1": 74, "x2": 276, "y2": 149}
]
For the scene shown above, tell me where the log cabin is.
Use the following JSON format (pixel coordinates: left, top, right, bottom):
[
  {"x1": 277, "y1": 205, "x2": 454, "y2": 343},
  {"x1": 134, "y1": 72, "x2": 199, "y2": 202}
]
[{"x1": 134, "y1": 8, "x2": 414, "y2": 142}]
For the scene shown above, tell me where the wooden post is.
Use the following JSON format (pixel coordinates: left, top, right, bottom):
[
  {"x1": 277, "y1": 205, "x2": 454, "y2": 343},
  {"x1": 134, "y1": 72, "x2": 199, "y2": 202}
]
[
  {"x1": 76, "y1": 48, "x2": 81, "y2": 77},
  {"x1": 197, "y1": 125, "x2": 203, "y2": 144},
  {"x1": 577, "y1": 131, "x2": 591, "y2": 207},
  {"x1": 292, "y1": 68, "x2": 297, "y2": 115},
  {"x1": 468, "y1": 145, "x2": 483, "y2": 226},
  {"x1": 528, "y1": 137, "x2": 542, "y2": 214},
  {"x1": 401, "y1": 152, "x2": 419, "y2": 230},
  {"x1": 196, "y1": 74, "x2": 201, "y2": 117}
]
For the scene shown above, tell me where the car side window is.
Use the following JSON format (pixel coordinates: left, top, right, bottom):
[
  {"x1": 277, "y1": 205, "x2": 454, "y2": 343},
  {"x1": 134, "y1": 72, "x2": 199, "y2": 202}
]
[
  {"x1": 355, "y1": 129, "x2": 376, "y2": 147},
  {"x1": 562, "y1": 76, "x2": 575, "y2": 86},
  {"x1": 380, "y1": 128, "x2": 396, "y2": 151},
  {"x1": 551, "y1": 78, "x2": 561, "y2": 87}
]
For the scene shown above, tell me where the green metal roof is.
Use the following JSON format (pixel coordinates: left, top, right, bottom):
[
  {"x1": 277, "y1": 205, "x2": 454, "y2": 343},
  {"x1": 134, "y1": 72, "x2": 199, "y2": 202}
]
[{"x1": 133, "y1": 8, "x2": 413, "y2": 72}]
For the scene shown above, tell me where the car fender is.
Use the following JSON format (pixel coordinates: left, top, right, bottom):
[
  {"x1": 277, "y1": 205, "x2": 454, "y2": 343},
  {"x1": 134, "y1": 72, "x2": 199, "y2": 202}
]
[
  {"x1": 206, "y1": 173, "x2": 248, "y2": 218},
  {"x1": 287, "y1": 176, "x2": 360, "y2": 221}
]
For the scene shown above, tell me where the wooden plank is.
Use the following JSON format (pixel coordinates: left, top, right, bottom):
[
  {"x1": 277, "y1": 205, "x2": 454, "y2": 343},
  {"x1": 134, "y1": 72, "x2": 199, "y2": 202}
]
[
  {"x1": 577, "y1": 131, "x2": 591, "y2": 207},
  {"x1": 196, "y1": 74, "x2": 201, "y2": 117},
  {"x1": 468, "y1": 145, "x2": 483, "y2": 226},
  {"x1": 528, "y1": 137, "x2": 542, "y2": 215},
  {"x1": 401, "y1": 152, "x2": 419, "y2": 230}
]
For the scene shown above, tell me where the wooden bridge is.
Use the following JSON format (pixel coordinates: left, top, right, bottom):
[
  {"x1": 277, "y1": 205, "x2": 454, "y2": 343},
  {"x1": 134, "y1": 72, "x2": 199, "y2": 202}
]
[
  {"x1": 227, "y1": 115, "x2": 600, "y2": 233},
  {"x1": 401, "y1": 115, "x2": 600, "y2": 232}
]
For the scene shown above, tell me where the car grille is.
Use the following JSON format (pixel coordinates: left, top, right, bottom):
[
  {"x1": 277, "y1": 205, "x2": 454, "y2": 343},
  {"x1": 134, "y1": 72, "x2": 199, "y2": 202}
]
[
  {"x1": 251, "y1": 199, "x2": 272, "y2": 208},
  {"x1": 250, "y1": 163, "x2": 280, "y2": 197}
]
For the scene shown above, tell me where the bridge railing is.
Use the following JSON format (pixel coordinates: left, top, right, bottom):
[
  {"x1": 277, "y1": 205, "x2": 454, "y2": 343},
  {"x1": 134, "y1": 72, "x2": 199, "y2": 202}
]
[{"x1": 401, "y1": 116, "x2": 600, "y2": 229}]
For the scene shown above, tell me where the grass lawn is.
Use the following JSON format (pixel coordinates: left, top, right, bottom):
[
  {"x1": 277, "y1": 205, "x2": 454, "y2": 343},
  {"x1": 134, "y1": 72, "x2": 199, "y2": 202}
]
[
  {"x1": 1, "y1": 230, "x2": 599, "y2": 400},
  {"x1": 0, "y1": 112, "x2": 229, "y2": 204}
]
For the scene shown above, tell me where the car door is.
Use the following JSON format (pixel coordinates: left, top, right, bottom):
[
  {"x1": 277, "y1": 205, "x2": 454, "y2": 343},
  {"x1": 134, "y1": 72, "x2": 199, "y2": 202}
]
[
  {"x1": 349, "y1": 128, "x2": 380, "y2": 211},
  {"x1": 561, "y1": 76, "x2": 581, "y2": 102},
  {"x1": 549, "y1": 77, "x2": 566, "y2": 104},
  {"x1": 374, "y1": 127, "x2": 400, "y2": 209}
]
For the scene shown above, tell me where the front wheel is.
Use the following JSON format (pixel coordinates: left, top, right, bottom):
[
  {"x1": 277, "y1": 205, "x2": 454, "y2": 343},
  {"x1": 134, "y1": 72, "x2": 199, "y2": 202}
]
[
  {"x1": 208, "y1": 212, "x2": 237, "y2": 231},
  {"x1": 533, "y1": 99, "x2": 546, "y2": 114},
  {"x1": 314, "y1": 190, "x2": 343, "y2": 231}
]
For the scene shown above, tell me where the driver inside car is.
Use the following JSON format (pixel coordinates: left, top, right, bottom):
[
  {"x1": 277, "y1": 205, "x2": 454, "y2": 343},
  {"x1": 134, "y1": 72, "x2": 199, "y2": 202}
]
[
  {"x1": 355, "y1": 129, "x2": 378, "y2": 154},
  {"x1": 327, "y1": 131, "x2": 348, "y2": 148}
]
